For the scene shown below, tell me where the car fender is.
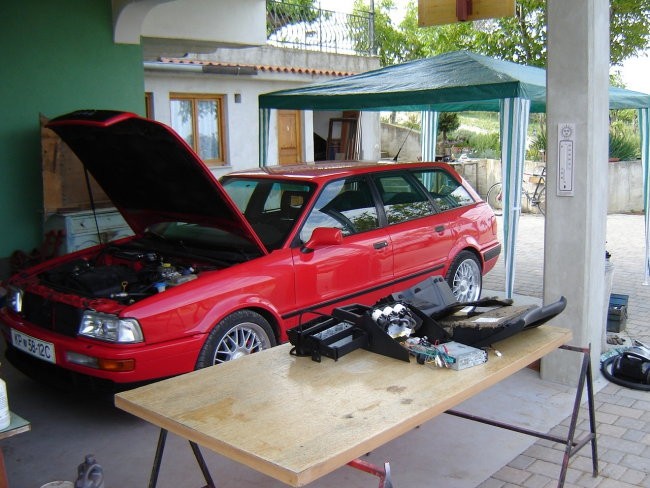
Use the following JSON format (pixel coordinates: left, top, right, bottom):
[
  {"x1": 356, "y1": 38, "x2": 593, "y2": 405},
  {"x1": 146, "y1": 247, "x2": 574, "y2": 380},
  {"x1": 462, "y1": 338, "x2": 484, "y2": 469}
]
[
  {"x1": 446, "y1": 235, "x2": 484, "y2": 272},
  {"x1": 195, "y1": 293, "x2": 285, "y2": 340},
  {"x1": 121, "y1": 280, "x2": 282, "y2": 344}
]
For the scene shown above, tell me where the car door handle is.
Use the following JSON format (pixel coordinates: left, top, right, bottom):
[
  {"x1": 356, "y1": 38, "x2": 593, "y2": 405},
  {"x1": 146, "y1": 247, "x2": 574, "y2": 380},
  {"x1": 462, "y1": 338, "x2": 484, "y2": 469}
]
[
  {"x1": 435, "y1": 225, "x2": 445, "y2": 232},
  {"x1": 373, "y1": 240, "x2": 389, "y2": 250}
]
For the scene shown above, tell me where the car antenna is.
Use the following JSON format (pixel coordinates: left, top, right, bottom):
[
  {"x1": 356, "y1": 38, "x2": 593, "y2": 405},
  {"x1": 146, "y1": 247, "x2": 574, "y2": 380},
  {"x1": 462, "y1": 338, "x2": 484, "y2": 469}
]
[{"x1": 393, "y1": 127, "x2": 413, "y2": 162}]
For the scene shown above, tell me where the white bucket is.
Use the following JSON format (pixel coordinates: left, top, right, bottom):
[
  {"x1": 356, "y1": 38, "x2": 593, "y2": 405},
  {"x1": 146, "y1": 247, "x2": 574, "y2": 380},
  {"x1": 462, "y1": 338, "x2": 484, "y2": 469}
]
[{"x1": 0, "y1": 378, "x2": 10, "y2": 430}]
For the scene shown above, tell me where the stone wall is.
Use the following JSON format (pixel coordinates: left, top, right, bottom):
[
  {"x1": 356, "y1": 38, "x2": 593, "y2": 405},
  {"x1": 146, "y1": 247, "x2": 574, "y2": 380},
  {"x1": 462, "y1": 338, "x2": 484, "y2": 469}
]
[
  {"x1": 380, "y1": 123, "x2": 643, "y2": 214},
  {"x1": 380, "y1": 123, "x2": 422, "y2": 161},
  {"x1": 453, "y1": 159, "x2": 643, "y2": 214}
]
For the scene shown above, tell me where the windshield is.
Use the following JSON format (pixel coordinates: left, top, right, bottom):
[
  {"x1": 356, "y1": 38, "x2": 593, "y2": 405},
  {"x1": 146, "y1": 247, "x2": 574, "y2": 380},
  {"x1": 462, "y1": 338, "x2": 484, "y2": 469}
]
[{"x1": 221, "y1": 177, "x2": 315, "y2": 250}]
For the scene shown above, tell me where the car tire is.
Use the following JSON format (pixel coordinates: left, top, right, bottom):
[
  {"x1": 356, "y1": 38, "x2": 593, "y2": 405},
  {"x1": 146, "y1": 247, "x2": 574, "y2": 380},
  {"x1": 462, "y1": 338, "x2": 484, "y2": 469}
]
[
  {"x1": 446, "y1": 251, "x2": 482, "y2": 303},
  {"x1": 195, "y1": 310, "x2": 276, "y2": 368}
]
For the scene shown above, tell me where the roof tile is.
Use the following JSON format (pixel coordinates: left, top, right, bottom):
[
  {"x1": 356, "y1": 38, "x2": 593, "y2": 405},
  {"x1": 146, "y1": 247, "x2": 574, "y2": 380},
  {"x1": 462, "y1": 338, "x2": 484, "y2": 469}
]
[{"x1": 159, "y1": 57, "x2": 355, "y2": 77}]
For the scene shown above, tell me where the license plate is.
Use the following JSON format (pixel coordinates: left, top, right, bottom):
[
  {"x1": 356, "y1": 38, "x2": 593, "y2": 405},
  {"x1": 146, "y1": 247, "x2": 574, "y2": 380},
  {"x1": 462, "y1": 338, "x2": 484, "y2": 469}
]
[{"x1": 11, "y1": 329, "x2": 56, "y2": 364}]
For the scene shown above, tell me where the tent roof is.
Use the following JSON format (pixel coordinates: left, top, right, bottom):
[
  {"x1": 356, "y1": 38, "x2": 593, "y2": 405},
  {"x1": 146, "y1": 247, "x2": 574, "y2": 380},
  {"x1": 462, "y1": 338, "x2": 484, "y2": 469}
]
[{"x1": 259, "y1": 51, "x2": 650, "y2": 113}]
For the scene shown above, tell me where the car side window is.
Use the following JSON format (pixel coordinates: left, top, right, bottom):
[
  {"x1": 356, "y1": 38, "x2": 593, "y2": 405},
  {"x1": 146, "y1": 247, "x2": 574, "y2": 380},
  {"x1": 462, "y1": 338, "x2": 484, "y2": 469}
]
[
  {"x1": 221, "y1": 178, "x2": 312, "y2": 251},
  {"x1": 413, "y1": 168, "x2": 475, "y2": 211},
  {"x1": 373, "y1": 174, "x2": 434, "y2": 225},
  {"x1": 300, "y1": 177, "x2": 379, "y2": 242}
]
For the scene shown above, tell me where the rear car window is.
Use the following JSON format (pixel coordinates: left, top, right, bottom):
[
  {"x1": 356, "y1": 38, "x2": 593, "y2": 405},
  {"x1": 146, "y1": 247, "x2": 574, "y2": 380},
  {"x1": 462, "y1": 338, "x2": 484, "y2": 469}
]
[
  {"x1": 373, "y1": 173, "x2": 434, "y2": 224},
  {"x1": 412, "y1": 168, "x2": 475, "y2": 211}
]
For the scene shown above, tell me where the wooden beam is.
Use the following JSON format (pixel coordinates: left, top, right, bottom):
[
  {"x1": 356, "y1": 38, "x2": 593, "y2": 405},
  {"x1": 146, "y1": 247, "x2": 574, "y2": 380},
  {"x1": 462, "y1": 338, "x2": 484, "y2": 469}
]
[{"x1": 419, "y1": 0, "x2": 515, "y2": 27}]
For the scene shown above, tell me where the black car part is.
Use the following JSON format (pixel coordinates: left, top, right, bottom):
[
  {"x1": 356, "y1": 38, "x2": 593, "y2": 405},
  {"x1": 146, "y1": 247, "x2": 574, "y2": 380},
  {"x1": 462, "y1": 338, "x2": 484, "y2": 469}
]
[{"x1": 601, "y1": 341, "x2": 650, "y2": 391}]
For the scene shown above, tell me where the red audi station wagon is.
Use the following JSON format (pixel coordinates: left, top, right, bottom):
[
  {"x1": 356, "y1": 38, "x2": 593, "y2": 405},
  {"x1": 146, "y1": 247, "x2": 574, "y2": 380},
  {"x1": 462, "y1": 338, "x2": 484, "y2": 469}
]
[{"x1": 1, "y1": 111, "x2": 500, "y2": 388}]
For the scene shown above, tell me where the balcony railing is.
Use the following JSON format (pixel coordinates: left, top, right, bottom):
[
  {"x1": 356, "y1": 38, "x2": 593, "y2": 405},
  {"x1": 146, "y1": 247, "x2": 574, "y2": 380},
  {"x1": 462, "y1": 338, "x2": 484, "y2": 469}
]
[{"x1": 267, "y1": 0, "x2": 375, "y2": 56}]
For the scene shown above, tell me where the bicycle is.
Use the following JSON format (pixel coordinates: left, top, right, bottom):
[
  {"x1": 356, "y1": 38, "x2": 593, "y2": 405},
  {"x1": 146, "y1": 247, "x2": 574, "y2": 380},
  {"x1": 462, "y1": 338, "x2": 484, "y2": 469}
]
[{"x1": 486, "y1": 166, "x2": 547, "y2": 216}]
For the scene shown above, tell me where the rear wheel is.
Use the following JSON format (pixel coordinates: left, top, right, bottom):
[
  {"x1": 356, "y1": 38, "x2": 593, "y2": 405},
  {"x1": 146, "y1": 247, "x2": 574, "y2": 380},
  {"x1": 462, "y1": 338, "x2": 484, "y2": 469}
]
[
  {"x1": 446, "y1": 251, "x2": 482, "y2": 302},
  {"x1": 195, "y1": 310, "x2": 276, "y2": 368},
  {"x1": 486, "y1": 183, "x2": 503, "y2": 215}
]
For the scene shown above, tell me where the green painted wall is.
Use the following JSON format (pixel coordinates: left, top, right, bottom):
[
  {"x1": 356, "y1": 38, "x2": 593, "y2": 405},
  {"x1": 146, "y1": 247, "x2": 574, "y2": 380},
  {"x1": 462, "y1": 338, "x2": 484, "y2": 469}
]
[{"x1": 0, "y1": 0, "x2": 144, "y2": 266}]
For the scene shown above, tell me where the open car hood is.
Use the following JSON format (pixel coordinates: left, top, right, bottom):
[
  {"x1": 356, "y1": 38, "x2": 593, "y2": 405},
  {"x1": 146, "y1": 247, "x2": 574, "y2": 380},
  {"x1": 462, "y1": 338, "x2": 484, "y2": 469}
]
[{"x1": 47, "y1": 110, "x2": 267, "y2": 255}]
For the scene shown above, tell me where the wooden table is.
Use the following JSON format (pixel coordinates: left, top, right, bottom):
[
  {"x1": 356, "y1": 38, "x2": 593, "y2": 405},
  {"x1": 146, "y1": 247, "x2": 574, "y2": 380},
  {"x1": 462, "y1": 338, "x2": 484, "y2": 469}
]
[{"x1": 115, "y1": 325, "x2": 594, "y2": 487}]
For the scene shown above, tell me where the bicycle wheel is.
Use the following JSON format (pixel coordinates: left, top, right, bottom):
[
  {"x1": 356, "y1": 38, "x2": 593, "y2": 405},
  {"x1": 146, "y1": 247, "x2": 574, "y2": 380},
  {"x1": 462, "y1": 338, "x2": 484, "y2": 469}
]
[
  {"x1": 530, "y1": 186, "x2": 546, "y2": 216},
  {"x1": 486, "y1": 182, "x2": 503, "y2": 215}
]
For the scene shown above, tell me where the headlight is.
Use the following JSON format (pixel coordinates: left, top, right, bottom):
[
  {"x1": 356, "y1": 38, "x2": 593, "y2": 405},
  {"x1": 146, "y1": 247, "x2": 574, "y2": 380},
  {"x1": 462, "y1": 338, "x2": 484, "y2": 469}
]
[
  {"x1": 6, "y1": 286, "x2": 23, "y2": 313},
  {"x1": 79, "y1": 311, "x2": 143, "y2": 343}
]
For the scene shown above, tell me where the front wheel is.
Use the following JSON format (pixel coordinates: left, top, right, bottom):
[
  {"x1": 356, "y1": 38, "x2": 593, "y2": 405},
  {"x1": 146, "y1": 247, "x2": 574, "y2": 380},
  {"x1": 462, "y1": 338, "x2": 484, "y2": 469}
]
[
  {"x1": 195, "y1": 310, "x2": 276, "y2": 368},
  {"x1": 486, "y1": 183, "x2": 503, "y2": 215},
  {"x1": 446, "y1": 251, "x2": 482, "y2": 302}
]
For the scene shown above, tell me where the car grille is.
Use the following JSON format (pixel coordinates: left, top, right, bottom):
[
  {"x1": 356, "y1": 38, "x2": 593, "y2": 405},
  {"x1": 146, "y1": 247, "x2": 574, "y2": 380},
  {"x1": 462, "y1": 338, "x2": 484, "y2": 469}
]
[{"x1": 21, "y1": 292, "x2": 82, "y2": 338}]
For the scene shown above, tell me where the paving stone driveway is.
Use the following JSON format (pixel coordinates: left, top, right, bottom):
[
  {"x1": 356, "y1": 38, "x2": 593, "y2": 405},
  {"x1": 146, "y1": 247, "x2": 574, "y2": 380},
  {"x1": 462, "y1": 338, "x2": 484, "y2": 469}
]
[{"x1": 480, "y1": 213, "x2": 650, "y2": 488}]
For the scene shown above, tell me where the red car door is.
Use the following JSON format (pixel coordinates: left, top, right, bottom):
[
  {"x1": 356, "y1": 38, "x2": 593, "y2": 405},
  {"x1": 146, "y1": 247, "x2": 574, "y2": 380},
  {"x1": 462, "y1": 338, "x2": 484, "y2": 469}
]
[
  {"x1": 371, "y1": 171, "x2": 454, "y2": 290},
  {"x1": 290, "y1": 176, "x2": 393, "y2": 320}
]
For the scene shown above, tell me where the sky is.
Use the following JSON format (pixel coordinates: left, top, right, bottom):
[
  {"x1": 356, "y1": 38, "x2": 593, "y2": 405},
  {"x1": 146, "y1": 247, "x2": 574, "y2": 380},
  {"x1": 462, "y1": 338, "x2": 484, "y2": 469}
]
[
  {"x1": 619, "y1": 55, "x2": 650, "y2": 94},
  {"x1": 319, "y1": 0, "x2": 650, "y2": 95}
]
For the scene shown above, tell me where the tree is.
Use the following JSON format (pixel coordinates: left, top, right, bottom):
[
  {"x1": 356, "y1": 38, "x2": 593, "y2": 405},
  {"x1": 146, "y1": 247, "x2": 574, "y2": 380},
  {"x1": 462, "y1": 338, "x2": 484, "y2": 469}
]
[
  {"x1": 472, "y1": 0, "x2": 546, "y2": 67},
  {"x1": 266, "y1": 0, "x2": 322, "y2": 37},
  {"x1": 438, "y1": 112, "x2": 460, "y2": 141},
  {"x1": 610, "y1": 0, "x2": 650, "y2": 65},
  {"x1": 354, "y1": 0, "x2": 410, "y2": 66},
  {"x1": 357, "y1": 0, "x2": 650, "y2": 67}
]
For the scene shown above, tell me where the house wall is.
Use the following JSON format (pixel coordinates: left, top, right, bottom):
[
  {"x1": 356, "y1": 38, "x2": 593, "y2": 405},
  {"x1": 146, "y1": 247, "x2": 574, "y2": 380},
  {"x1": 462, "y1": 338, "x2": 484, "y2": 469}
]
[
  {"x1": 142, "y1": 0, "x2": 266, "y2": 47},
  {"x1": 145, "y1": 47, "x2": 382, "y2": 176},
  {"x1": 0, "y1": 0, "x2": 144, "y2": 275},
  {"x1": 146, "y1": 71, "x2": 335, "y2": 177}
]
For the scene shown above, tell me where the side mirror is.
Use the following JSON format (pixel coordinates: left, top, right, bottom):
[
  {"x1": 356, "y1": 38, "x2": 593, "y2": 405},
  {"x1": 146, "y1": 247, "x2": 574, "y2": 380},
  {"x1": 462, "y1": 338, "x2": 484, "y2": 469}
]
[{"x1": 301, "y1": 227, "x2": 343, "y2": 254}]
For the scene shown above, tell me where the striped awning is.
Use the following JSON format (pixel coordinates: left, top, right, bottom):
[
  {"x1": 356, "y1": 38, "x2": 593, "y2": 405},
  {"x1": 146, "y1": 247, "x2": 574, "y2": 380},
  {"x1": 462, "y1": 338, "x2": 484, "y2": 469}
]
[{"x1": 421, "y1": 110, "x2": 438, "y2": 162}]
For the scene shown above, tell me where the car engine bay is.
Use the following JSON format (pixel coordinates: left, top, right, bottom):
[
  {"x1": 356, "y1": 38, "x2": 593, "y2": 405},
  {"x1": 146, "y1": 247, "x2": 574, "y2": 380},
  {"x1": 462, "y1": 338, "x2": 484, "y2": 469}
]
[{"x1": 37, "y1": 241, "x2": 220, "y2": 304}]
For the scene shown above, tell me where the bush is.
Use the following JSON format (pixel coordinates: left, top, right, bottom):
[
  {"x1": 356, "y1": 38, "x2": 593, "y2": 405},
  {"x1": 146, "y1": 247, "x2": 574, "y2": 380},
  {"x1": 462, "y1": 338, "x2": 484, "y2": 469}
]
[
  {"x1": 467, "y1": 132, "x2": 501, "y2": 158},
  {"x1": 527, "y1": 129, "x2": 547, "y2": 161},
  {"x1": 609, "y1": 129, "x2": 640, "y2": 161}
]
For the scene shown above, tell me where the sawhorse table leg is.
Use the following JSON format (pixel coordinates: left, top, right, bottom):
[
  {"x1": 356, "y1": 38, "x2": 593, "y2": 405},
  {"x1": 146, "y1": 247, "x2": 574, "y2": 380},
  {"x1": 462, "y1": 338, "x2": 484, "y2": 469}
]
[
  {"x1": 446, "y1": 344, "x2": 598, "y2": 488},
  {"x1": 149, "y1": 429, "x2": 216, "y2": 488},
  {"x1": 557, "y1": 344, "x2": 598, "y2": 486},
  {"x1": 348, "y1": 458, "x2": 393, "y2": 488}
]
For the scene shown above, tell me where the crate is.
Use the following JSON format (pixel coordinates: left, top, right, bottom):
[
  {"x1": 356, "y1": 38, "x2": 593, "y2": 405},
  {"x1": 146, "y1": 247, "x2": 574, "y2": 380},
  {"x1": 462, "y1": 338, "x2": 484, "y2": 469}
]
[
  {"x1": 286, "y1": 315, "x2": 368, "y2": 362},
  {"x1": 607, "y1": 293, "x2": 628, "y2": 332}
]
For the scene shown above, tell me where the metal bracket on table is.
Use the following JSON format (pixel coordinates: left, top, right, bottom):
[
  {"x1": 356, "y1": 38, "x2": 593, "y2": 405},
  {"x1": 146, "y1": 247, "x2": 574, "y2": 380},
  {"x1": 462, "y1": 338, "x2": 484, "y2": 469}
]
[
  {"x1": 445, "y1": 344, "x2": 598, "y2": 488},
  {"x1": 148, "y1": 429, "x2": 216, "y2": 488},
  {"x1": 348, "y1": 458, "x2": 393, "y2": 488}
]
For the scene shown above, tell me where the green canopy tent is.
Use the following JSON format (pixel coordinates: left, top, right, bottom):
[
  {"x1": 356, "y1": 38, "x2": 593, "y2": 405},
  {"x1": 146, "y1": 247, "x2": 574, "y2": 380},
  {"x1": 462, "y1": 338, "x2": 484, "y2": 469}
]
[{"x1": 258, "y1": 50, "x2": 650, "y2": 298}]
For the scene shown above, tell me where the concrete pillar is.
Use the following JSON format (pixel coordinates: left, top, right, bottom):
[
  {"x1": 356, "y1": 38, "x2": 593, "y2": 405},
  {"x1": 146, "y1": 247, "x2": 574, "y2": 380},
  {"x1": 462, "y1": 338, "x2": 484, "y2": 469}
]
[{"x1": 542, "y1": 0, "x2": 610, "y2": 384}]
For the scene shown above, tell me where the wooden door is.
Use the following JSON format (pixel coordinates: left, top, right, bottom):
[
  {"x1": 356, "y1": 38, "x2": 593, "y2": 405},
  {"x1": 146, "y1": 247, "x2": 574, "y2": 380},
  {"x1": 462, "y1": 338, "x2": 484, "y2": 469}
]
[{"x1": 277, "y1": 110, "x2": 302, "y2": 165}]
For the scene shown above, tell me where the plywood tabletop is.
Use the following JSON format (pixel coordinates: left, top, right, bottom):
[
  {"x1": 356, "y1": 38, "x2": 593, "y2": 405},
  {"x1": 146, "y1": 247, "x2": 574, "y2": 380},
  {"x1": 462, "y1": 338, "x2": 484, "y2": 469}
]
[{"x1": 115, "y1": 325, "x2": 571, "y2": 487}]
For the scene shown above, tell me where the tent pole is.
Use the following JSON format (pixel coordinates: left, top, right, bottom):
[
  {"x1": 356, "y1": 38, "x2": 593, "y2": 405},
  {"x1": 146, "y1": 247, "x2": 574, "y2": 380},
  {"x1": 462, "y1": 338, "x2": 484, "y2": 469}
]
[
  {"x1": 641, "y1": 108, "x2": 650, "y2": 285},
  {"x1": 421, "y1": 110, "x2": 438, "y2": 162},
  {"x1": 500, "y1": 97, "x2": 530, "y2": 299},
  {"x1": 259, "y1": 108, "x2": 271, "y2": 167}
]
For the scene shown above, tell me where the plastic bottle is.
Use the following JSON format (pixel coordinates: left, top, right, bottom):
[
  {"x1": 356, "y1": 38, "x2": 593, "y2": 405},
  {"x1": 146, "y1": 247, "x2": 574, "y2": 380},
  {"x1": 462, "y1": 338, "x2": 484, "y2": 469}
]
[{"x1": 0, "y1": 377, "x2": 10, "y2": 430}]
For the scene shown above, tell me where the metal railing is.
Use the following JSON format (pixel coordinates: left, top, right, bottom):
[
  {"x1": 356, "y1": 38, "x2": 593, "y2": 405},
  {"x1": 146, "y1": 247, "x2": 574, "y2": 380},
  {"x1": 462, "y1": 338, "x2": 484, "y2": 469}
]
[{"x1": 267, "y1": 0, "x2": 375, "y2": 56}]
